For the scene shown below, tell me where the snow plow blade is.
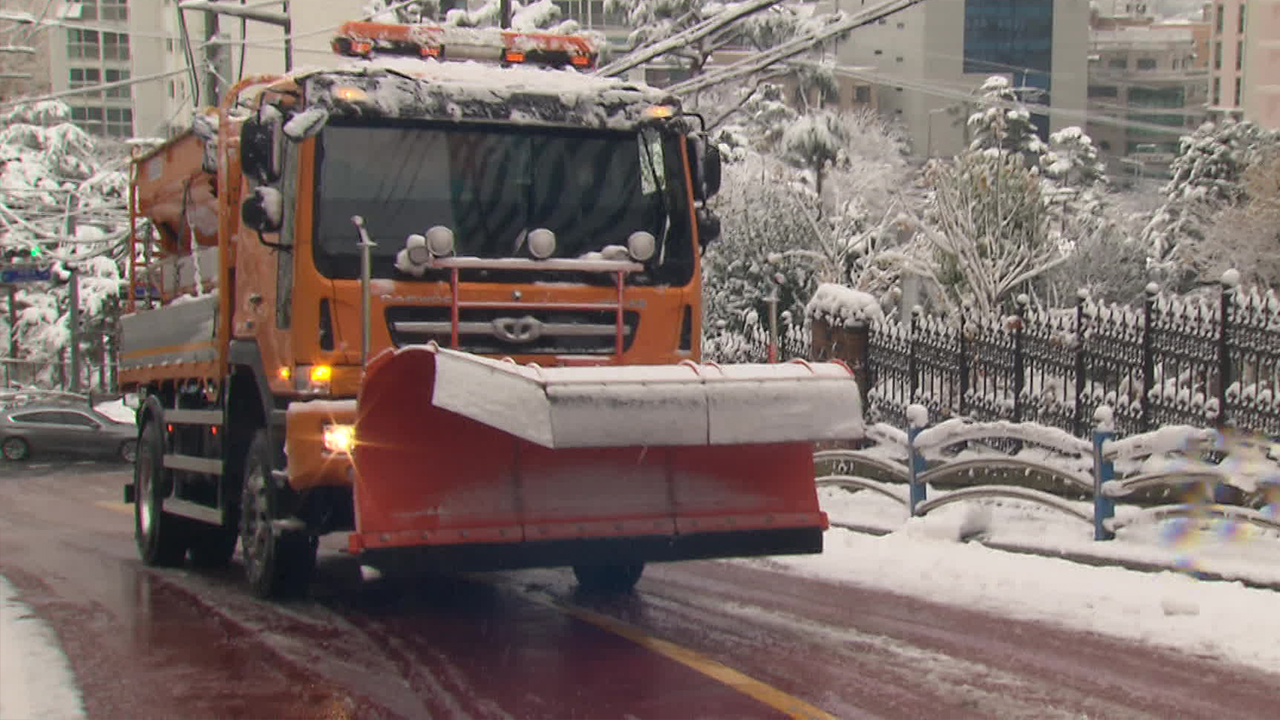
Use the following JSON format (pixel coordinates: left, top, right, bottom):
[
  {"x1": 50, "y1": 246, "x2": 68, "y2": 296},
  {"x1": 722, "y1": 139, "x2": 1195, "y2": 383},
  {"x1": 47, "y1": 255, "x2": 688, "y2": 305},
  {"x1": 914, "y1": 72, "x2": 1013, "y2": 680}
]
[{"x1": 349, "y1": 344, "x2": 862, "y2": 569}]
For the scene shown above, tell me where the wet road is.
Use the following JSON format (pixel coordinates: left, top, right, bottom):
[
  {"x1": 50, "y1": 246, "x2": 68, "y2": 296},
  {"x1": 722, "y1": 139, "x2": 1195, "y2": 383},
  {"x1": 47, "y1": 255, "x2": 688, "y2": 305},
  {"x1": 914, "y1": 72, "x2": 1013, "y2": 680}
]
[{"x1": 2, "y1": 463, "x2": 1278, "y2": 719}]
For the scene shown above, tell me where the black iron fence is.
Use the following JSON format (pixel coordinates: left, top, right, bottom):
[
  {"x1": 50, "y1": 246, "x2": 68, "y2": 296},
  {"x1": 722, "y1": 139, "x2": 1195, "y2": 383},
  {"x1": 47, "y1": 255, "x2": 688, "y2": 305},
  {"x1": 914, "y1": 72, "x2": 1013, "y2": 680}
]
[{"x1": 829, "y1": 279, "x2": 1280, "y2": 439}]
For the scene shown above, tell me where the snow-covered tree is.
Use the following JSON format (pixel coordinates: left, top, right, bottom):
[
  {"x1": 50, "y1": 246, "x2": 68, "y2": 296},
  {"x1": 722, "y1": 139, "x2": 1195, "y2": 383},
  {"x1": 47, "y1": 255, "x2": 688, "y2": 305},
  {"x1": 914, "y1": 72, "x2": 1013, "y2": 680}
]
[
  {"x1": 893, "y1": 149, "x2": 1064, "y2": 316},
  {"x1": 605, "y1": 0, "x2": 844, "y2": 82},
  {"x1": 1142, "y1": 119, "x2": 1280, "y2": 290},
  {"x1": 362, "y1": 0, "x2": 583, "y2": 33},
  {"x1": 0, "y1": 101, "x2": 128, "y2": 390},
  {"x1": 703, "y1": 109, "x2": 912, "y2": 360},
  {"x1": 1040, "y1": 126, "x2": 1111, "y2": 249},
  {"x1": 966, "y1": 76, "x2": 1047, "y2": 165}
]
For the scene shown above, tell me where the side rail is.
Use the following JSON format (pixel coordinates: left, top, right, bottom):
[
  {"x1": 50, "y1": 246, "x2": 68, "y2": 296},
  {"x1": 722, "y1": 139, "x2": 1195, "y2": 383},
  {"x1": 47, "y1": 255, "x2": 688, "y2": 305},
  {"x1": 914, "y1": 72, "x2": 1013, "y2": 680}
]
[{"x1": 813, "y1": 404, "x2": 1280, "y2": 541}]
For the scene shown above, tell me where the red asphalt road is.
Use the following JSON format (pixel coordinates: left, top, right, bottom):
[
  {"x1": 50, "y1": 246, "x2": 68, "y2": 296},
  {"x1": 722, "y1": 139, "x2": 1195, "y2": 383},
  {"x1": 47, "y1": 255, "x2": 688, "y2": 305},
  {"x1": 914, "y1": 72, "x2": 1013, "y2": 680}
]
[{"x1": 1, "y1": 464, "x2": 1277, "y2": 720}]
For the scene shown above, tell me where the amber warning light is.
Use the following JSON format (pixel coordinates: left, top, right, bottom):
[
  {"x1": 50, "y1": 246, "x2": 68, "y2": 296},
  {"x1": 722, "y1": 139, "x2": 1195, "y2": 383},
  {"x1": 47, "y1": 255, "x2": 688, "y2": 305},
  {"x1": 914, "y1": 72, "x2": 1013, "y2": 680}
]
[{"x1": 332, "y1": 21, "x2": 597, "y2": 69}]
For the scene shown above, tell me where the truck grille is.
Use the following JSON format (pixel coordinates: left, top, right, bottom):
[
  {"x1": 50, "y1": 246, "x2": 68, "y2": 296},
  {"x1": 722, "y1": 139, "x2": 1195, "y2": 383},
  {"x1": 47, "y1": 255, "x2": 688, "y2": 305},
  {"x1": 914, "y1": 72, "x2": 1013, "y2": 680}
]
[{"x1": 386, "y1": 306, "x2": 639, "y2": 355}]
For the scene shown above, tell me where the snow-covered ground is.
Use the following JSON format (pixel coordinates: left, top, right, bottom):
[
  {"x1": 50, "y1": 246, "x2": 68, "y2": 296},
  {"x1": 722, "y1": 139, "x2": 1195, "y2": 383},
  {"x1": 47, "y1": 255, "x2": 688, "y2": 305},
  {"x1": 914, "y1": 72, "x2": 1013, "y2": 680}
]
[
  {"x1": 5, "y1": 488, "x2": 1278, "y2": 711},
  {"x1": 0, "y1": 575, "x2": 86, "y2": 720},
  {"x1": 756, "y1": 486, "x2": 1280, "y2": 675}
]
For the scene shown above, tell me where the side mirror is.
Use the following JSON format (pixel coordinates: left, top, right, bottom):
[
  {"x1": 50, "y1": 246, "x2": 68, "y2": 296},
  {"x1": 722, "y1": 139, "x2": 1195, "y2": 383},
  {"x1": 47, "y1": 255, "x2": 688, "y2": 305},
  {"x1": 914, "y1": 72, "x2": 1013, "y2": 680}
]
[
  {"x1": 240, "y1": 105, "x2": 283, "y2": 184},
  {"x1": 241, "y1": 187, "x2": 283, "y2": 233},
  {"x1": 688, "y1": 134, "x2": 722, "y2": 201}
]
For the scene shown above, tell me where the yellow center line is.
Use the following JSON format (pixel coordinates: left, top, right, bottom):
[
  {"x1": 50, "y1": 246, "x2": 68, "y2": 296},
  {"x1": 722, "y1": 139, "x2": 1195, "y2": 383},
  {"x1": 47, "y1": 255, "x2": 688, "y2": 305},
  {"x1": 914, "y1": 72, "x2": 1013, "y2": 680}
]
[
  {"x1": 94, "y1": 500, "x2": 133, "y2": 515},
  {"x1": 519, "y1": 591, "x2": 838, "y2": 720}
]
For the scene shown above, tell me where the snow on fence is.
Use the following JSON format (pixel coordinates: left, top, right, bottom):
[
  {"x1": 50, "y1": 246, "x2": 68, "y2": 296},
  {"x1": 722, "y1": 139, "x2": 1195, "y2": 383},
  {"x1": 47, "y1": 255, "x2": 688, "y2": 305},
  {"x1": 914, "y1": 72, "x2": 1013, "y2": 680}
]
[
  {"x1": 815, "y1": 404, "x2": 1280, "y2": 541},
  {"x1": 817, "y1": 272, "x2": 1280, "y2": 441}
]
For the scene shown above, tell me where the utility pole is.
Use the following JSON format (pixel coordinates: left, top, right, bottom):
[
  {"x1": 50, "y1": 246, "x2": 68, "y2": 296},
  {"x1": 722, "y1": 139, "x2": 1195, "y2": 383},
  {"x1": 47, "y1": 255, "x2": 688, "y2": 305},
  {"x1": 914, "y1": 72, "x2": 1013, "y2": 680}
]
[
  {"x1": 203, "y1": 9, "x2": 220, "y2": 107},
  {"x1": 65, "y1": 201, "x2": 80, "y2": 393},
  {"x1": 500, "y1": 0, "x2": 511, "y2": 28}
]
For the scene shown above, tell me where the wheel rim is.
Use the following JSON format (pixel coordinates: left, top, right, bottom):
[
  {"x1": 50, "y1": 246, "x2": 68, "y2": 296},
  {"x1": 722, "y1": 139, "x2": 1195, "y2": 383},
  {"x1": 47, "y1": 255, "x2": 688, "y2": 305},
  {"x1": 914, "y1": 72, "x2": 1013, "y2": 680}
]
[
  {"x1": 137, "y1": 448, "x2": 153, "y2": 537},
  {"x1": 3, "y1": 438, "x2": 26, "y2": 460},
  {"x1": 122, "y1": 442, "x2": 137, "y2": 463},
  {"x1": 242, "y1": 469, "x2": 272, "y2": 574}
]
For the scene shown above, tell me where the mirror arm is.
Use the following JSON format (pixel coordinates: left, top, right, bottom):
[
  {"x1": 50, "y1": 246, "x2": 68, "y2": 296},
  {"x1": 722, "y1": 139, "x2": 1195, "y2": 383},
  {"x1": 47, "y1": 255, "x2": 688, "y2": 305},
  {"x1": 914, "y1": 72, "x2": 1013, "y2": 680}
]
[{"x1": 256, "y1": 229, "x2": 292, "y2": 252}]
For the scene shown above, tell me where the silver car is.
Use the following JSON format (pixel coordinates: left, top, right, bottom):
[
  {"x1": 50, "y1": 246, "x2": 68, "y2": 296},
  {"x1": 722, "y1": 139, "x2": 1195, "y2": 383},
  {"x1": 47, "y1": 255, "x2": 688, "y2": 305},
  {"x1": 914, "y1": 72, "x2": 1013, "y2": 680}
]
[{"x1": 0, "y1": 405, "x2": 138, "y2": 462}]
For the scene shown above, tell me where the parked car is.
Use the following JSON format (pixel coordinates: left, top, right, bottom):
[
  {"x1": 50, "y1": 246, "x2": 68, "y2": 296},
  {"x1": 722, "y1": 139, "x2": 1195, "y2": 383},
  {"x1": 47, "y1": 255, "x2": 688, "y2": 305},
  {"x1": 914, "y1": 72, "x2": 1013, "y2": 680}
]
[{"x1": 0, "y1": 405, "x2": 138, "y2": 462}]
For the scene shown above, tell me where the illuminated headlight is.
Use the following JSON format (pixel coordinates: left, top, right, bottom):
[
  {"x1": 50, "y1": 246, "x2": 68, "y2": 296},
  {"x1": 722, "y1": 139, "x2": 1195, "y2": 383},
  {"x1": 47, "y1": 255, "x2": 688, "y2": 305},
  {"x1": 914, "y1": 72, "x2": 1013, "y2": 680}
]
[
  {"x1": 295, "y1": 365, "x2": 332, "y2": 394},
  {"x1": 323, "y1": 424, "x2": 355, "y2": 455},
  {"x1": 627, "y1": 231, "x2": 656, "y2": 262}
]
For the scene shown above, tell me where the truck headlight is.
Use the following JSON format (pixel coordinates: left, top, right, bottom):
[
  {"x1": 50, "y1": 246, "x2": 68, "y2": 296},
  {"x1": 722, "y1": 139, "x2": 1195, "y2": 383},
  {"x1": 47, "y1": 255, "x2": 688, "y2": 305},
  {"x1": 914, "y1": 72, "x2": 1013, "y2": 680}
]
[
  {"x1": 323, "y1": 424, "x2": 355, "y2": 455},
  {"x1": 295, "y1": 364, "x2": 332, "y2": 394}
]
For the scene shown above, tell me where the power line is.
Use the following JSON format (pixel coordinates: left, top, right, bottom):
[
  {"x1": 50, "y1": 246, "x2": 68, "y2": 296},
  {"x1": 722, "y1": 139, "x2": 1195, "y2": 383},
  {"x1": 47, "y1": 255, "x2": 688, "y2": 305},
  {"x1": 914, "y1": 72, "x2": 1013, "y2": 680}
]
[{"x1": 0, "y1": 67, "x2": 187, "y2": 111}]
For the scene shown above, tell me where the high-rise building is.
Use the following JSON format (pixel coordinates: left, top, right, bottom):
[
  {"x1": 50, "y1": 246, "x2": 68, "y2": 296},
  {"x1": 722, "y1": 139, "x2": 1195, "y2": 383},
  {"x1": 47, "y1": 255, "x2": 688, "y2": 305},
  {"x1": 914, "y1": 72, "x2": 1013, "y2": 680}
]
[
  {"x1": 1085, "y1": 9, "x2": 1209, "y2": 178},
  {"x1": 1208, "y1": 0, "x2": 1280, "y2": 128},
  {"x1": 0, "y1": 0, "x2": 53, "y2": 103},
  {"x1": 836, "y1": 0, "x2": 1089, "y2": 158}
]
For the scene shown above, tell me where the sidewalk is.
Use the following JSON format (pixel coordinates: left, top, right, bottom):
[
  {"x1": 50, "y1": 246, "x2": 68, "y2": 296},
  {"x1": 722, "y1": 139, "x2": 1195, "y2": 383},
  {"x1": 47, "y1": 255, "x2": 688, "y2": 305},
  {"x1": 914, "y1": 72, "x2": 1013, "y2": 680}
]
[{"x1": 820, "y1": 486, "x2": 1280, "y2": 592}]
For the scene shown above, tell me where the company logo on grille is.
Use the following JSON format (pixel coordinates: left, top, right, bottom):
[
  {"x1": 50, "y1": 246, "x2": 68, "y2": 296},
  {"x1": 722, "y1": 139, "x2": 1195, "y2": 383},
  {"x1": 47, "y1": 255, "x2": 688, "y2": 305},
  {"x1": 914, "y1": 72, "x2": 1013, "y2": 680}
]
[{"x1": 492, "y1": 316, "x2": 541, "y2": 343}]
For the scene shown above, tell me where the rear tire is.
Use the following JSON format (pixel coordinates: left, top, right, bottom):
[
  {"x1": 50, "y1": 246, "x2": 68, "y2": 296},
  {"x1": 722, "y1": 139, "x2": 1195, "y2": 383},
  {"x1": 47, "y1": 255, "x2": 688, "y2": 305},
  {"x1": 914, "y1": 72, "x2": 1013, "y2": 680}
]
[
  {"x1": 119, "y1": 440, "x2": 138, "y2": 463},
  {"x1": 240, "y1": 430, "x2": 316, "y2": 598},
  {"x1": 134, "y1": 422, "x2": 189, "y2": 566},
  {"x1": 2, "y1": 437, "x2": 30, "y2": 461},
  {"x1": 573, "y1": 562, "x2": 645, "y2": 593}
]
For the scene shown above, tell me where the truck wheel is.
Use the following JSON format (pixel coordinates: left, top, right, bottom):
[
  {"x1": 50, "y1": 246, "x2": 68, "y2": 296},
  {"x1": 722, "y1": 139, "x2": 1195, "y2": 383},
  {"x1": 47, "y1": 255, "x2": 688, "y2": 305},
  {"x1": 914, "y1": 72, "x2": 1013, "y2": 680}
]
[
  {"x1": 134, "y1": 422, "x2": 189, "y2": 566},
  {"x1": 240, "y1": 430, "x2": 316, "y2": 598},
  {"x1": 572, "y1": 562, "x2": 645, "y2": 593}
]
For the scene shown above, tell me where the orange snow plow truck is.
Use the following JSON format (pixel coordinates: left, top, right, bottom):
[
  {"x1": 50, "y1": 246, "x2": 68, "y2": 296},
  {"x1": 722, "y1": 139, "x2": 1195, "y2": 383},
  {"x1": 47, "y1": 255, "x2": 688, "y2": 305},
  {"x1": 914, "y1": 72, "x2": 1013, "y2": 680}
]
[{"x1": 119, "y1": 21, "x2": 863, "y2": 598}]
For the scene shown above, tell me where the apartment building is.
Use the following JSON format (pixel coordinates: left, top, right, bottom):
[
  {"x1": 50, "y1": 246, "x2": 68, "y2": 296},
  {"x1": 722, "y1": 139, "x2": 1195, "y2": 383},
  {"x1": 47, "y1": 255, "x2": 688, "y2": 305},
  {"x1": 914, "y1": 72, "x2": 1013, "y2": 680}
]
[
  {"x1": 1209, "y1": 0, "x2": 1280, "y2": 128},
  {"x1": 833, "y1": 0, "x2": 1089, "y2": 158},
  {"x1": 0, "y1": 0, "x2": 53, "y2": 103},
  {"x1": 1086, "y1": 18, "x2": 1209, "y2": 177}
]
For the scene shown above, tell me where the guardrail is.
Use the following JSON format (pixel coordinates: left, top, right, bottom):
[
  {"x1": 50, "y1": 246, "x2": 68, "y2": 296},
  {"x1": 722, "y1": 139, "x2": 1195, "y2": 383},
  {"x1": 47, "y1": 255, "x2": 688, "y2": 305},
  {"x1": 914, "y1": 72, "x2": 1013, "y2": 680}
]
[{"x1": 815, "y1": 404, "x2": 1280, "y2": 541}]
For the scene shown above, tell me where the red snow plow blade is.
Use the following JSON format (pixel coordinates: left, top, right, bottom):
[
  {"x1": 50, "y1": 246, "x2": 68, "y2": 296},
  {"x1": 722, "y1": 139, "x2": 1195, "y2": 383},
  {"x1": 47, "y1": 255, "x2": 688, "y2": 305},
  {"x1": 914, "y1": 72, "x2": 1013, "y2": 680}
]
[{"x1": 349, "y1": 345, "x2": 862, "y2": 569}]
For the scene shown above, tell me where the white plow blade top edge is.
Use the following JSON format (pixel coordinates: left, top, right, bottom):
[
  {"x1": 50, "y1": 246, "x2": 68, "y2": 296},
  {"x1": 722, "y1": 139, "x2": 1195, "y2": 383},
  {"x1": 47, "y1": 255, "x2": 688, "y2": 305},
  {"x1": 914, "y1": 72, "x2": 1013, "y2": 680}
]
[{"x1": 428, "y1": 347, "x2": 864, "y2": 449}]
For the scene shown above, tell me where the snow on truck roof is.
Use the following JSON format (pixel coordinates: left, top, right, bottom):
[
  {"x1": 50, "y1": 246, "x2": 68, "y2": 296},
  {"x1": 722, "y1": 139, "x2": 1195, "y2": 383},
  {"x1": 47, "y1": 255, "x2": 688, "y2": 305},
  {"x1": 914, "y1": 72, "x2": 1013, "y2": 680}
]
[{"x1": 288, "y1": 56, "x2": 679, "y2": 130}]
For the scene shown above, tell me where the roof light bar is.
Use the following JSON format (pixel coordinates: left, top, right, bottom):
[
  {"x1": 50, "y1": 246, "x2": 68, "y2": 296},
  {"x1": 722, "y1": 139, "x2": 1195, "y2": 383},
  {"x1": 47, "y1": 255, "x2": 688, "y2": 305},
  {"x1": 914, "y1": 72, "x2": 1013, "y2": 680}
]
[{"x1": 332, "y1": 21, "x2": 598, "y2": 69}]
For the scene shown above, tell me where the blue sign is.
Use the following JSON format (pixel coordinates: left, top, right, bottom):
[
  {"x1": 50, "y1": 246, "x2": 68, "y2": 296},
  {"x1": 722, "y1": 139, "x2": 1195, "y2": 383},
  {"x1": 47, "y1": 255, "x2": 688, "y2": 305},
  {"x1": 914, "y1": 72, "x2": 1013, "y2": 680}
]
[{"x1": 0, "y1": 264, "x2": 52, "y2": 283}]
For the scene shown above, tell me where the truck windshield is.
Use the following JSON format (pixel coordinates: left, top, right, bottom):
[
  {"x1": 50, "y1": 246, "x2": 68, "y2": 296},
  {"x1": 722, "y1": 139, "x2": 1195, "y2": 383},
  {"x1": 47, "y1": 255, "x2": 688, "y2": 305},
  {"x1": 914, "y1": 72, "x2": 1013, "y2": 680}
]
[{"x1": 311, "y1": 122, "x2": 693, "y2": 285}]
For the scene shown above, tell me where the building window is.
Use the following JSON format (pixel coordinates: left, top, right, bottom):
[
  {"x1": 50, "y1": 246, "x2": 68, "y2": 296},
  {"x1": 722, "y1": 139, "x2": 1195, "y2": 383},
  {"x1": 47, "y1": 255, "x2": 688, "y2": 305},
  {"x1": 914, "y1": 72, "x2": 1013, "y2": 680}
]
[
  {"x1": 1214, "y1": 41, "x2": 1222, "y2": 69},
  {"x1": 165, "y1": 38, "x2": 173, "y2": 52},
  {"x1": 874, "y1": 49, "x2": 883, "y2": 55},
  {"x1": 105, "y1": 69, "x2": 129, "y2": 98},
  {"x1": 66, "y1": 29, "x2": 99, "y2": 59},
  {"x1": 1215, "y1": 3, "x2": 1223, "y2": 33},
  {"x1": 74, "y1": 0, "x2": 98, "y2": 20},
  {"x1": 105, "y1": 107, "x2": 132, "y2": 138},
  {"x1": 897, "y1": 22, "x2": 905, "y2": 29},
  {"x1": 1235, "y1": 76, "x2": 1242, "y2": 106},
  {"x1": 896, "y1": 56, "x2": 904, "y2": 63},
  {"x1": 854, "y1": 86, "x2": 871, "y2": 103},
  {"x1": 1238, "y1": 3, "x2": 1245, "y2": 33},
  {"x1": 70, "y1": 106, "x2": 104, "y2": 135},
  {"x1": 1088, "y1": 85, "x2": 1119, "y2": 98},
  {"x1": 1108, "y1": 58, "x2": 1127, "y2": 69},
  {"x1": 101, "y1": 0, "x2": 127, "y2": 21},
  {"x1": 1136, "y1": 58, "x2": 1156, "y2": 70},
  {"x1": 102, "y1": 32, "x2": 129, "y2": 60},
  {"x1": 69, "y1": 67, "x2": 101, "y2": 98},
  {"x1": 1099, "y1": 140, "x2": 1111, "y2": 151},
  {"x1": 1213, "y1": 77, "x2": 1221, "y2": 105},
  {"x1": 1237, "y1": 40, "x2": 1243, "y2": 71}
]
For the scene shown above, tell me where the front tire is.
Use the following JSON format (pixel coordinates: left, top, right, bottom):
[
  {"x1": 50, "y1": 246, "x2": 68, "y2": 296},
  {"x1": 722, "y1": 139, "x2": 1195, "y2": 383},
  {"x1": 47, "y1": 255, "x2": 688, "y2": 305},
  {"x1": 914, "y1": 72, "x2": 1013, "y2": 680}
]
[
  {"x1": 134, "y1": 422, "x2": 189, "y2": 566},
  {"x1": 240, "y1": 430, "x2": 316, "y2": 598},
  {"x1": 119, "y1": 440, "x2": 138, "y2": 463},
  {"x1": 2, "y1": 437, "x2": 30, "y2": 461},
  {"x1": 573, "y1": 562, "x2": 645, "y2": 593}
]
